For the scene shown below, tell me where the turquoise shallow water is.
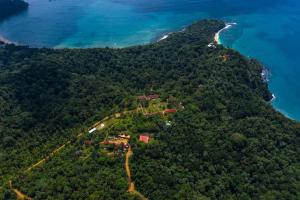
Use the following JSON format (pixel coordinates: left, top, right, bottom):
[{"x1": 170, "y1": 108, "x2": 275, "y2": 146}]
[{"x1": 0, "y1": 0, "x2": 300, "y2": 120}]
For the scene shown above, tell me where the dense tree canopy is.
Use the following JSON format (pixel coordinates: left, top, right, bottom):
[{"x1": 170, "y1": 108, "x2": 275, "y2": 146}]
[{"x1": 1, "y1": 20, "x2": 300, "y2": 199}]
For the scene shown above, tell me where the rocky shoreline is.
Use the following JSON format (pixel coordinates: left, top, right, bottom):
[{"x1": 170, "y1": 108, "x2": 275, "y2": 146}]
[{"x1": 0, "y1": 35, "x2": 14, "y2": 45}]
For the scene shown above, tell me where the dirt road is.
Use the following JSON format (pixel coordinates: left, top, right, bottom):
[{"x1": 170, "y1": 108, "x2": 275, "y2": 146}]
[
  {"x1": 125, "y1": 146, "x2": 148, "y2": 200},
  {"x1": 9, "y1": 180, "x2": 32, "y2": 200}
]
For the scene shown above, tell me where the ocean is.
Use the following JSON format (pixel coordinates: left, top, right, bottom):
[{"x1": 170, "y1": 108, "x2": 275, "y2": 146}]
[{"x1": 0, "y1": 0, "x2": 299, "y2": 120}]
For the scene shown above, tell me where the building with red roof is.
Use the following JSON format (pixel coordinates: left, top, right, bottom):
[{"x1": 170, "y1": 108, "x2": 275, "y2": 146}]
[
  {"x1": 138, "y1": 96, "x2": 147, "y2": 100},
  {"x1": 163, "y1": 109, "x2": 177, "y2": 114},
  {"x1": 137, "y1": 94, "x2": 159, "y2": 101},
  {"x1": 139, "y1": 135, "x2": 150, "y2": 144},
  {"x1": 147, "y1": 94, "x2": 159, "y2": 100}
]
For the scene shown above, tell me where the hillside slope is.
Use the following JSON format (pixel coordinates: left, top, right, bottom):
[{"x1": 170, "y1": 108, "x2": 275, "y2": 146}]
[{"x1": 1, "y1": 20, "x2": 300, "y2": 199}]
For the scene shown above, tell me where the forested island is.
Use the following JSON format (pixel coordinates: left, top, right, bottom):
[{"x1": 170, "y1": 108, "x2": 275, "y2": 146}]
[
  {"x1": 0, "y1": 0, "x2": 28, "y2": 20},
  {"x1": 1, "y1": 20, "x2": 300, "y2": 199}
]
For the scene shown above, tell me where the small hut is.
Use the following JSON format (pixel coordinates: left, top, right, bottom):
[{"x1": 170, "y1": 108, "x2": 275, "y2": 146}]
[{"x1": 139, "y1": 135, "x2": 150, "y2": 144}]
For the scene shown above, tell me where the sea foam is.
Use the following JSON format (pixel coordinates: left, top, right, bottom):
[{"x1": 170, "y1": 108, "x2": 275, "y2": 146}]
[
  {"x1": 158, "y1": 34, "x2": 169, "y2": 41},
  {"x1": 214, "y1": 23, "x2": 237, "y2": 44},
  {"x1": 0, "y1": 35, "x2": 15, "y2": 45}
]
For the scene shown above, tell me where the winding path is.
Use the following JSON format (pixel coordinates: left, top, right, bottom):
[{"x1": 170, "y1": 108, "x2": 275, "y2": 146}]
[
  {"x1": 9, "y1": 180, "x2": 32, "y2": 200},
  {"x1": 10, "y1": 106, "x2": 155, "y2": 199},
  {"x1": 125, "y1": 146, "x2": 148, "y2": 200}
]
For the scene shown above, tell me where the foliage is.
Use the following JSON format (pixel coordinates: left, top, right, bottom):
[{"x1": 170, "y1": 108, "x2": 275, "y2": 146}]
[{"x1": 1, "y1": 20, "x2": 300, "y2": 199}]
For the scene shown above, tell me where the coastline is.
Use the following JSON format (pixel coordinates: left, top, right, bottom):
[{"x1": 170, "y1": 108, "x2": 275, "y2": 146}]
[
  {"x1": 214, "y1": 23, "x2": 237, "y2": 44},
  {"x1": 213, "y1": 23, "x2": 296, "y2": 121},
  {"x1": 156, "y1": 27, "x2": 186, "y2": 43},
  {"x1": 158, "y1": 34, "x2": 169, "y2": 42},
  {"x1": 0, "y1": 35, "x2": 15, "y2": 45}
]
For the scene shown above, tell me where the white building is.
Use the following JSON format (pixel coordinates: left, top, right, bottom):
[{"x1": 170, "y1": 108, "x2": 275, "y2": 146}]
[{"x1": 88, "y1": 128, "x2": 97, "y2": 134}]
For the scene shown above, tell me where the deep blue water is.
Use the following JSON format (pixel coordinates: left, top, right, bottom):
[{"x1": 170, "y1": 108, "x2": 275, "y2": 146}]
[{"x1": 0, "y1": 0, "x2": 300, "y2": 120}]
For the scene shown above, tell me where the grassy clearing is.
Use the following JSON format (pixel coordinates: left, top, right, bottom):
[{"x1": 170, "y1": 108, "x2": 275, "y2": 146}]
[{"x1": 9, "y1": 97, "x2": 179, "y2": 199}]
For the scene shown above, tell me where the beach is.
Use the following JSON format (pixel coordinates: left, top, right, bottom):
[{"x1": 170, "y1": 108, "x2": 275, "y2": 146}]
[
  {"x1": 214, "y1": 23, "x2": 236, "y2": 44},
  {"x1": 158, "y1": 34, "x2": 169, "y2": 41}
]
